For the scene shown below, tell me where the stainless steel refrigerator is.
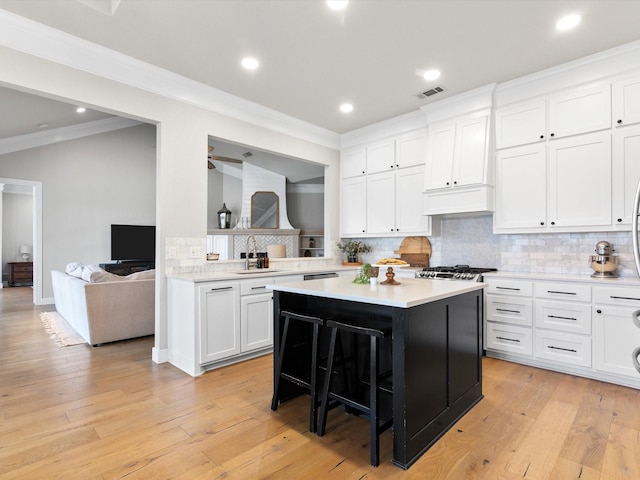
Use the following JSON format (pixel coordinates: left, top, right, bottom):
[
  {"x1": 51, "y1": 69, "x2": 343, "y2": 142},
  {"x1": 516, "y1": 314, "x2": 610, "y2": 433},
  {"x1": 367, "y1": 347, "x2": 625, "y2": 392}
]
[{"x1": 632, "y1": 181, "x2": 640, "y2": 373}]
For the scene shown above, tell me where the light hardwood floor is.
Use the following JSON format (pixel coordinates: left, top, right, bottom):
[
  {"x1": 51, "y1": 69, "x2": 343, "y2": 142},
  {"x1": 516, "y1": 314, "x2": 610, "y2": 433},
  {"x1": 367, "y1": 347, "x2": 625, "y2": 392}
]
[{"x1": 1, "y1": 286, "x2": 639, "y2": 479}]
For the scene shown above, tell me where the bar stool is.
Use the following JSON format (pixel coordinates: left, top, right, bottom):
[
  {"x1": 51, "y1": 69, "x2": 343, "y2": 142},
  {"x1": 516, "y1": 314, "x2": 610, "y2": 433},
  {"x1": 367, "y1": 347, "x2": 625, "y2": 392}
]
[
  {"x1": 317, "y1": 318, "x2": 393, "y2": 467},
  {"x1": 271, "y1": 310, "x2": 329, "y2": 433}
]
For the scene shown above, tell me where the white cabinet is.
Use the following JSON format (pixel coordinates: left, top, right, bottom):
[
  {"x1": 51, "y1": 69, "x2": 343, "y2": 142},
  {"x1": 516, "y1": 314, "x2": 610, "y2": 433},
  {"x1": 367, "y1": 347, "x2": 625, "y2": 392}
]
[
  {"x1": 240, "y1": 279, "x2": 274, "y2": 352},
  {"x1": 547, "y1": 132, "x2": 612, "y2": 229},
  {"x1": 612, "y1": 124, "x2": 640, "y2": 226},
  {"x1": 485, "y1": 274, "x2": 640, "y2": 389},
  {"x1": 423, "y1": 113, "x2": 493, "y2": 215},
  {"x1": 424, "y1": 114, "x2": 488, "y2": 190},
  {"x1": 340, "y1": 175, "x2": 367, "y2": 235},
  {"x1": 495, "y1": 84, "x2": 611, "y2": 149},
  {"x1": 341, "y1": 146, "x2": 366, "y2": 179},
  {"x1": 613, "y1": 71, "x2": 640, "y2": 127},
  {"x1": 494, "y1": 132, "x2": 612, "y2": 233},
  {"x1": 199, "y1": 281, "x2": 241, "y2": 364},
  {"x1": 593, "y1": 286, "x2": 640, "y2": 382},
  {"x1": 340, "y1": 129, "x2": 432, "y2": 237}
]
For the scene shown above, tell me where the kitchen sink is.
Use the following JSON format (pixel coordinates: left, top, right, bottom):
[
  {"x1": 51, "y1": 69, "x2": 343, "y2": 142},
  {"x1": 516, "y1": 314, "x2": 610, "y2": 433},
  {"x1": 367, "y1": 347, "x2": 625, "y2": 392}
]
[{"x1": 231, "y1": 270, "x2": 282, "y2": 274}]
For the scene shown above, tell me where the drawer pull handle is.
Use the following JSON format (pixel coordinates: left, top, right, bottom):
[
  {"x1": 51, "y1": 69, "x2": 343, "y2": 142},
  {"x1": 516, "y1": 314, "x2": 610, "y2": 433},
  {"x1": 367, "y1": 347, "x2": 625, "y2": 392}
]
[
  {"x1": 610, "y1": 296, "x2": 640, "y2": 302},
  {"x1": 547, "y1": 290, "x2": 577, "y2": 295},
  {"x1": 548, "y1": 345, "x2": 577, "y2": 353},
  {"x1": 210, "y1": 286, "x2": 233, "y2": 292},
  {"x1": 548, "y1": 315, "x2": 577, "y2": 321},
  {"x1": 496, "y1": 336, "x2": 520, "y2": 343},
  {"x1": 496, "y1": 308, "x2": 521, "y2": 314},
  {"x1": 251, "y1": 286, "x2": 266, "y2": 290},
  {"x1": 496, "y1": 287, "x2": 521, "y2": 291},
  {"x1": 633, "y1": 347, "x2": 640, "y2": 374},
  {"x1": 633, "y1": 310, "x2": 640, "y2": 329}
]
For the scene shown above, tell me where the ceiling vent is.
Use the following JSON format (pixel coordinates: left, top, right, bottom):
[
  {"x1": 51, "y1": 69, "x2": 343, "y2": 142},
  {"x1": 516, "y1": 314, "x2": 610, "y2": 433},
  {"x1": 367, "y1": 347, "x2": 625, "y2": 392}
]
[{"x1": 417, "y1": 86, "x2": 446, "y2": 99}]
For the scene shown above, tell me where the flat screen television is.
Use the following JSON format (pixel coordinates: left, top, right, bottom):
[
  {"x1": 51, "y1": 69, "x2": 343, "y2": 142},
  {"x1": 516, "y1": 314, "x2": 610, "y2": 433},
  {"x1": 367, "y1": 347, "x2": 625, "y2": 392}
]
[{"x1": 111, "y1": 224, "x2": 156, "y2": 262}]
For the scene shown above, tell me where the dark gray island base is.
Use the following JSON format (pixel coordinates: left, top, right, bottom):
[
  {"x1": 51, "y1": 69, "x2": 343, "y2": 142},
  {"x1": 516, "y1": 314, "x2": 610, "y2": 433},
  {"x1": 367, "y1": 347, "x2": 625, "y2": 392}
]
[{"x1": 271, "y1": 283, "x2": 484, "y2": 469}]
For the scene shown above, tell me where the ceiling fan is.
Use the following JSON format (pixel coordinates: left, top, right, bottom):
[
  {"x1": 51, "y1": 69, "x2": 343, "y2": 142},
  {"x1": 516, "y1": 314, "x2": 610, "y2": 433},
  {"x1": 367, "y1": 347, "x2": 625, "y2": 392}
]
[{"x1": 208, "y1": 146, "x2": 244, "y2": 169}]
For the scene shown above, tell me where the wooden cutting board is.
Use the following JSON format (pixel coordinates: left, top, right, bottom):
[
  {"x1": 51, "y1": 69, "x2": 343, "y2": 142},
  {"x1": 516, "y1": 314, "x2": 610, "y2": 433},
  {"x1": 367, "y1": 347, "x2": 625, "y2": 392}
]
[{"x1": 395, "y1": 236, "x2": 432, "y2": 255}]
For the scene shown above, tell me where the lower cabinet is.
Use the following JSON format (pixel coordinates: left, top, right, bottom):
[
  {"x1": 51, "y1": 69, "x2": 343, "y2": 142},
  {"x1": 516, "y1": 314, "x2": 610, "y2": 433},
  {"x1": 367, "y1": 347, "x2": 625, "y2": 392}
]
[
  {"x1": 200, "y1": 282, "x2": 241, "y2": 364},
  {"x1": 485, "y1": 275, "x2": 640, "y2": 389}
]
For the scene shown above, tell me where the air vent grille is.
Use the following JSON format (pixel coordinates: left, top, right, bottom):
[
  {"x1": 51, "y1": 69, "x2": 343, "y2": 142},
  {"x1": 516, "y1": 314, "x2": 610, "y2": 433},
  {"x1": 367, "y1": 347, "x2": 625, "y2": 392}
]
[{"x1": 417, "y1": 86, "x2": 445, "y2": 99}]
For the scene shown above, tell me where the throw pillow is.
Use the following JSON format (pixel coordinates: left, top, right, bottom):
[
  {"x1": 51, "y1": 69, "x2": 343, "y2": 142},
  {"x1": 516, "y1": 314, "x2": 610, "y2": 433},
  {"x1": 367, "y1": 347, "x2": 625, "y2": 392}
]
[
  {"x1": 81, "y1": 264, "x2": 104, "y2": 282},
  {"x1": 66, "y1": 262, "x2": 84, "y2": 278}
]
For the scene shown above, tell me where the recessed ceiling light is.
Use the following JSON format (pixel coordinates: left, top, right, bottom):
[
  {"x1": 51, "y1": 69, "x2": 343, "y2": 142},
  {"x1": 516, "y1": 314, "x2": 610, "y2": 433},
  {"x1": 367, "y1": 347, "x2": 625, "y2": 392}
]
[
  {"x1": 556, "y1": 14, "x2": 581, "y2": 31},
  {"x1": 241, "y1": 57, "x2": 259, "y2": 70},
  {"x1": 327, "y1": 1, "x2": 348, "y2": 10},
  {"x1": 76, "y1": 107, "x2": 86, "y2": 113},
  {"x1": 340, "y1": 103, "x2": 353, "y2": 113},
  {"x1": 421, "y1": 69, "x2": 441, "y2": 81}
]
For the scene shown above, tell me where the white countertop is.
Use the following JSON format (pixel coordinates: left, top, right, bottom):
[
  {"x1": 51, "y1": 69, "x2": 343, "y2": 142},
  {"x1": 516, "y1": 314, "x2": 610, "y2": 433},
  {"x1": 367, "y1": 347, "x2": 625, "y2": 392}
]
[
  {"x1": 483, "y1": 271, "x2": 640, "y2": 287},
  {"x1": 167, "y1": 265, "x2": 359, "y2": 283},
  {"x1": 268, "y1": 276, "x2": 486, "y2": 308}
]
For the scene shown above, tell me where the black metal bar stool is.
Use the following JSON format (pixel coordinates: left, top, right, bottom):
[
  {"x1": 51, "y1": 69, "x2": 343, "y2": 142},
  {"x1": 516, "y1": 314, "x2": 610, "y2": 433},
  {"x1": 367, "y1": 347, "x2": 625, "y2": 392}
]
[
  {"x1": 317, "y1": 318, "x2": 393, "y2": 467},
  {"x1": 271, "y1": 310, "x2": 328, "y2": 433}
]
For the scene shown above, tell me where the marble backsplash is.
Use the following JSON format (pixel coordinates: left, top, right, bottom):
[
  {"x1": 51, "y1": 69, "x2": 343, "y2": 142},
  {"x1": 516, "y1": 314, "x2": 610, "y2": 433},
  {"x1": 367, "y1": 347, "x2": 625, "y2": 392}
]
[{"x1": 357, "y1": 215, "x2": 638, "y2": 278}]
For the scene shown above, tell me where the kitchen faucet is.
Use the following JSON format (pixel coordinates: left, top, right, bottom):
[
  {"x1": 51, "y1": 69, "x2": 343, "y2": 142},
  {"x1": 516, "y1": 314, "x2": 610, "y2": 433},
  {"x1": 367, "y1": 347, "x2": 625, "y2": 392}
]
[{"x1": 245, "y1": 234, "x2": 257, "y2": 270}]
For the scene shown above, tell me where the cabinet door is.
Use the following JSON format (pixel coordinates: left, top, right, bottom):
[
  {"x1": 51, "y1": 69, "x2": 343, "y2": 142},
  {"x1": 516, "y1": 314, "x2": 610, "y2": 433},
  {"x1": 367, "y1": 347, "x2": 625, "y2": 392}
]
[
  {"x1": 613, "y1": 72, "x2": 640, "y2": 127},
  {"x1": 548, "y1": 84, "x2": 611, "y2": 139},
  {"x1": 366, "y1": 171, "x2": 396, "y2": 234},
  {"x1": 241, "y1": 292, "x2": 273, "y2": 352},
  {"x1": 495, "y1": 100, "x2": 546, "y2": 149},
  {"x1": 424, "y1": 122, "x2": 455, "y2": 190},
  {"x1": 494, "y1": 144, "x2": 547, "y2": 230},
  {"x1": 548, "y1": 133, "x2": 612, "y2": 228},
  {"x1": 366, "y1": 139, "x2": 396, "y2": 175},
  {"x1": 341, "y1": 146, "x2": 366, "y2": 179},
  {"x1": 340, "y1": 176, "x2": 366, "y2": 235},
  {"x1": 453, "y1": 115, "x2": 488, "y2": 187},
  {"x1": 199, "y1": 283, "x2": 240, "y2": 364},
  {"x1": 396, "y1": 165, "x2": 430, "y2": 233},
  {"x1": 395, "y1": 129, "x2": 427, "y2": 168},
  {"x1": 612, "y1": 124, "x2": 640, "y2": 226},
  {"x1": 594, "y1": 305, "x2": 640, "y2": 379}
]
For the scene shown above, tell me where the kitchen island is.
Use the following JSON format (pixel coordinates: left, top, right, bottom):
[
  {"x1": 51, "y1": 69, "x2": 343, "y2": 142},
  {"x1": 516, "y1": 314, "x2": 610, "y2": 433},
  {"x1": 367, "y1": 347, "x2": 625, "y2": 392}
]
[{"x1": 268, "y1": 276, "x2": 486, "y2": 469}]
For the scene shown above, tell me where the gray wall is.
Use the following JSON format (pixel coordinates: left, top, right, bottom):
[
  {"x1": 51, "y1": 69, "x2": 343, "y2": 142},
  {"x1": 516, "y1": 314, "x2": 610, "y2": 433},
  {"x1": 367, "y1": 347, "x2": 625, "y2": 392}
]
[{"x1": 0, "y1": 123, "x2": 156, "y2": 297}]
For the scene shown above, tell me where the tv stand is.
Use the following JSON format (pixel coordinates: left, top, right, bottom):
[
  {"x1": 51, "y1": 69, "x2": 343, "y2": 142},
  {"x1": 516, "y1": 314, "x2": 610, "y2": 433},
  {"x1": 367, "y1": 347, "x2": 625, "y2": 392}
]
[{"x1": 100, "y1": 261, "x2": 155, "y2": 276}]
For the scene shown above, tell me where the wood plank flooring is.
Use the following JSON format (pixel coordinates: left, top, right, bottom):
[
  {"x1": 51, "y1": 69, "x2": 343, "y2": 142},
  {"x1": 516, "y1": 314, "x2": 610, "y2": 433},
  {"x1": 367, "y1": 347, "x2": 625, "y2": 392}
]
[{"x1": 1, "y1": 286, "x2": 639, "y2": 479}]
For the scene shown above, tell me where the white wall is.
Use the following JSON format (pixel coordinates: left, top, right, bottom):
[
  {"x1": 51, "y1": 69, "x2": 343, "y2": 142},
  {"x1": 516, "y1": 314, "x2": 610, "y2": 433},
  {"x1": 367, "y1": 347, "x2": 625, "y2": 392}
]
[
  {"x1": 0, "y1": 124, "x2": 156, "y2": 297},
  {"x1": 2, "y1": 192, "x2": 33, "y2": 275}
]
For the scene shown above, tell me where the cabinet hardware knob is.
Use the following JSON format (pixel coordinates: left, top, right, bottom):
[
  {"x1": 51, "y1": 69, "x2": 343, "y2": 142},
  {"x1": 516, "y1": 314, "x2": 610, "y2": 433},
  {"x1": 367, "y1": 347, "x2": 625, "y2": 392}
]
[
  {"x1": 551, "y1": 221, "x2": 556, "y2": 225},
  {"x1": 540, "y1": 135, "x2": 544, "y2": 139},
  {"x1": 446, "y1": 182, "x2": 450, "y2": 186},
  {"x1": 453, "y1": 181, "x2": 457, "y2": 185},
  {"x1": 540, "y1": 221, "x2": 545, "y2": 226},
  {"x1": 396, "y1": 164, "x2": 399, "y2": 168},
  {"x1": 617, "y1": 119, "x2": 623, "y2": 124},
  {"x1": 596, "y1": 309, "x2": 602, "y2": 314},
  {"x1": 617, "y1": 218, "x2": 622, "y2": 222},
  {"x1": 550, "y1": 133, "x2": 555, "y2": 137},
  {"x1": 390, "y1": 165, "x2": 394, "y2": 168},
  {"x1": 362, "y1": 170, "x2": 365, "y2": 174}
]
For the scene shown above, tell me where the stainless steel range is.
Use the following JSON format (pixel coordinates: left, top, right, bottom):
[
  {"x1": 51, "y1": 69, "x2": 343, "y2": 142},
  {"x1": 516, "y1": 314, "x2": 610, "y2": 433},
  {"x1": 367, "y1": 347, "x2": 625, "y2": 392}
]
[{"x1": 415, "y1": 265, "x2": 497, "y2": 282}]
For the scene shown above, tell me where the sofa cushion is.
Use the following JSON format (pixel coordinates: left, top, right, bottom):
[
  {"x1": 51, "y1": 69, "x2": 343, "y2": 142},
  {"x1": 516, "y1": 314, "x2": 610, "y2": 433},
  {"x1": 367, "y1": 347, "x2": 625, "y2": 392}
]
[
  {"x1": 82, "y1": 264, "x2": 103, "y2": 282},
  {"x1": 126, "y1": 269, "x2": 155, "y2": 281},
  {"x1": 88, "y1": 269, "x2": 124, "y2": 283},
  {"x1": 66, "y1": 262, "x2": 84, "y2": 278}
]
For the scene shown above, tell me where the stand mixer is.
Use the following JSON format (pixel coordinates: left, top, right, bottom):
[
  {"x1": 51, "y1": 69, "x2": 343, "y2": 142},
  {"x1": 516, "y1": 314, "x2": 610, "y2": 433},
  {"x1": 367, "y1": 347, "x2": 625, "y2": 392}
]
[{"x1": 589, "y1": 241, "x2": 618, "y2": 278}]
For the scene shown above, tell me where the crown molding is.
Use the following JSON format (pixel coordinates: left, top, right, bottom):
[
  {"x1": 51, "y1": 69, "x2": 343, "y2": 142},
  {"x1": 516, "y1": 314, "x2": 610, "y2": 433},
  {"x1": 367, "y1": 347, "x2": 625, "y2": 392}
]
[
  {"x1": 0, "y1": 10, "x2": 340, "y2": 150},
  {"x1": 0, "y1": 117, "x2": 142, "y2": 155}
]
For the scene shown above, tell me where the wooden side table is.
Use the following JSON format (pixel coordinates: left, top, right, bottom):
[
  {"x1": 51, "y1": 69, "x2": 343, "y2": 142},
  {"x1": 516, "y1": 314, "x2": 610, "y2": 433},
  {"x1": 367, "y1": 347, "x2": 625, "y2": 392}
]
[{"x1": 8, "y1": 261, "x2": 33, "y2": 287}]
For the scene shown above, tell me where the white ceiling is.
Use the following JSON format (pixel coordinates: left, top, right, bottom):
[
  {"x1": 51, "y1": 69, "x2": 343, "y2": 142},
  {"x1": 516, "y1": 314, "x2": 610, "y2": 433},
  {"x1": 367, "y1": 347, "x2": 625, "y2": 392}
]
[{"x1": 2, "y1": 0, "x2": 640, "y2": 138}]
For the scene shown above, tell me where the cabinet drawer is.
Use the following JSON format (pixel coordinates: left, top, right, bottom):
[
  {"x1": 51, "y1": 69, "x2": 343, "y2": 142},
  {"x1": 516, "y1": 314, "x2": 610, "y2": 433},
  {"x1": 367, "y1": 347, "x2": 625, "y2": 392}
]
[
  {"x1": 535, "y1": 299, "x2": 592, "y2": 335},
  {"x1": 535, "y1": 282, "x2": 591, "y2": 302},
  {"x1": 240, "y1": 278, "x2": 275, "y2": 296},
  {"x1": 593, "y1": 286, "x2": 640, "y2": 307},
  {"x1": 486, "y1": 322, "x2": 533, "y2": 356},
  {"x1": 486, "y1": 296, "x2": 533, "y2": 326},
  {"x1": 535, "y1": 330, "x2": 591, "y2": 368},
  {"x1": 486, "y1": 279, "x2": 533, "y2": 297}
]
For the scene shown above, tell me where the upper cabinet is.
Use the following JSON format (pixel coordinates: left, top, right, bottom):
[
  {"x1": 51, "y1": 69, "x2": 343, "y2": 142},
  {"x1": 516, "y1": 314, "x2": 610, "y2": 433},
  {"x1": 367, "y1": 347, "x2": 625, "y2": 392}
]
[
  {"x1": 340, "y1": 129, "x2": 433, "y2": 237},
  {"x1": 613, "y1": 71, "x2": 640, "y2": 128},
  {"x1": 495, "y1": 84, "x2": 611, "y2": 150}
]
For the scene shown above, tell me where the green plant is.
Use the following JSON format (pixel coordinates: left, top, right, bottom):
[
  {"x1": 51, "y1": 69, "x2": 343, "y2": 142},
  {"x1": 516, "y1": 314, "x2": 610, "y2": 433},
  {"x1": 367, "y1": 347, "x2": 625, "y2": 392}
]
[
  {"x1": 336, "y1": 240, "x2": 372, "y2": 258},
  {"x1": 353, "y1": 263, "x2": 373, "y2": 284}
]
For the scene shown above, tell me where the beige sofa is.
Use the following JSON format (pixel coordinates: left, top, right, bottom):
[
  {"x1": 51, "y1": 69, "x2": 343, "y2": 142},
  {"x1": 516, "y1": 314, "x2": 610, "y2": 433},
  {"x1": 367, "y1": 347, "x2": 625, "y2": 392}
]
[{"x1": 51, "y1": 267, "x2": 155, "y2": 346}]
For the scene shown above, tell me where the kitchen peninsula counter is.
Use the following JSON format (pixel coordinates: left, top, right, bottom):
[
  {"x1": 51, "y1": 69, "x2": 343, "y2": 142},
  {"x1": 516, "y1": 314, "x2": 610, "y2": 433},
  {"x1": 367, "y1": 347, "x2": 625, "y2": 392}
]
[{"x1": 269, "y1": 277, "x2": 487, "y2": 469}]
